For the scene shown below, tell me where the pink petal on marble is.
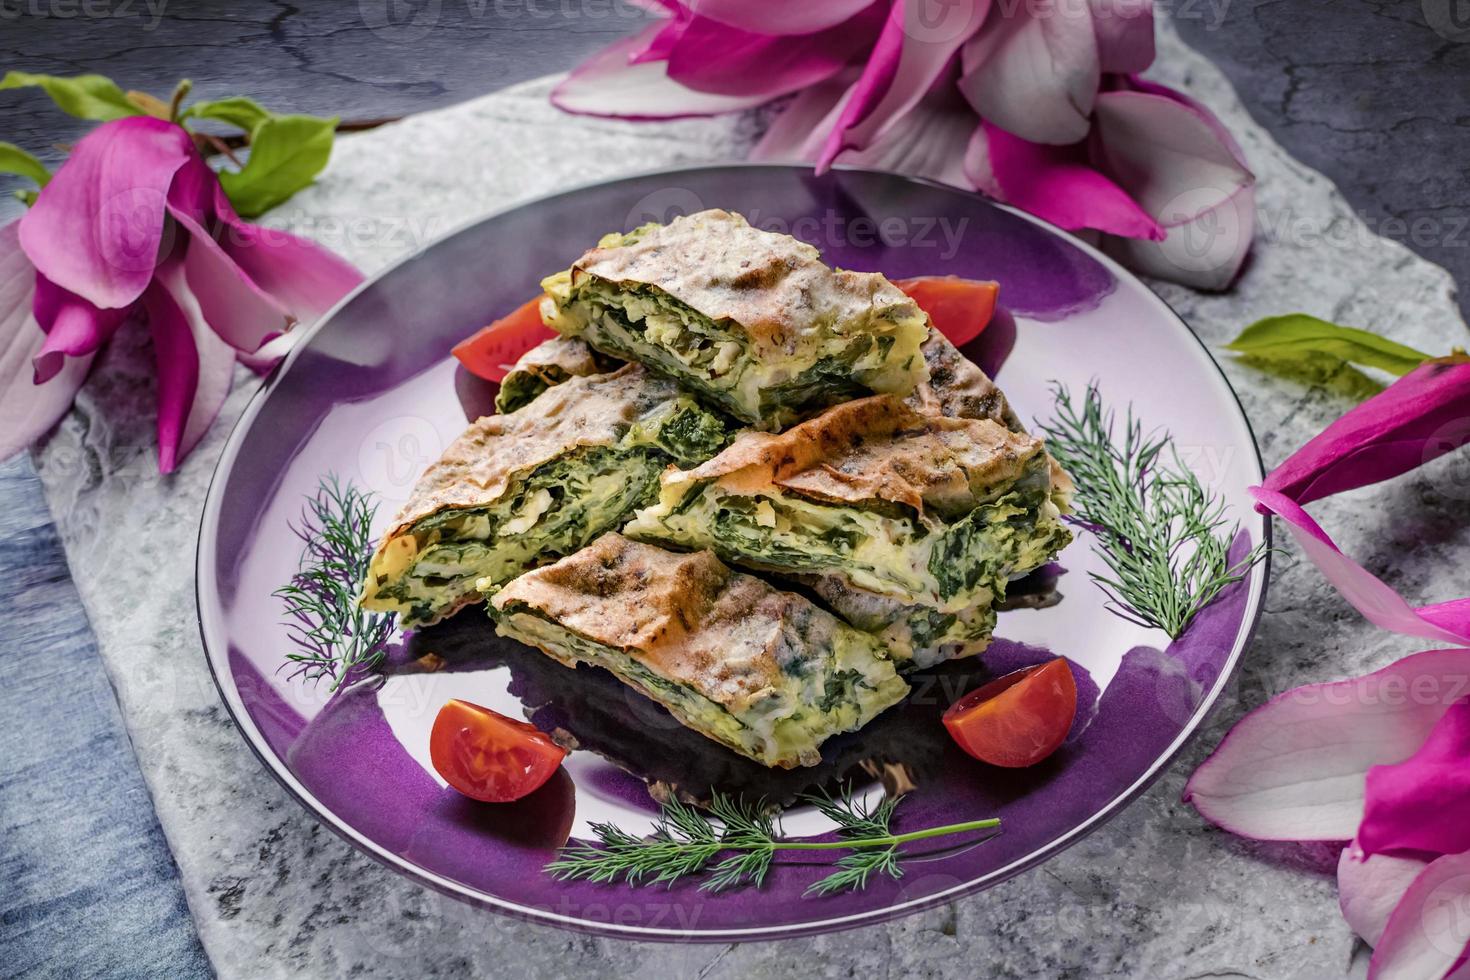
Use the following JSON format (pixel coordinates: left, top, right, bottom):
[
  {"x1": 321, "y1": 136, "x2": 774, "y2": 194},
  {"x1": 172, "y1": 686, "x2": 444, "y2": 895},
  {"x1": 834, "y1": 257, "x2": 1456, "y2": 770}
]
[
  {"x1": 979, "y1": 121, "x2": 1163, "y2": 239},
  {"x1": 552, "y1": 24, "x2": 782, "y2": 118},
  {"x1": 1263, "y1": 356, "x2": 1470, "y2": 507},
  {"x1": 817, "y1": 0, "x2": 988, "y2": 170},
  {"x1": 1184, "y1": 647, "x2": 1470, "y2": 841},
  {"x1": 1421, "y1": 599, "x2": 1470, "y2": 638},
  {"x1": 0, "y1": 222, "x2": 95, "y2": 461},
  {"x1": 142, "y1": 256, "x2": 237, "y2": 474},
  {"x1": 1371, "y1": 850, "x2": 1470, "y2": 980},
  {"x1": 959, "y1": 0, "x2": 1099, "y2": 145},
  {"x1": 31, "y1": 275, "x2": 128, "y2": 383},
  {"x1": 1340, "y1": 844, "x2": 1433, "y2": 948},
  {"x1": 18, "y1": 116, "x2": 194, "y2": 310},
  {"x1": 1090, "y1": 0, "x2": 1154, "y2": 73},
  {"x1": 1250, "y1": 487, "x2": 1470, "y2": 646},
  {"x1": 1360, "y1": 698, "x2": 1470, "y2": 858},
  {"x1": 683, "y1": 0, "x2": 880, "y2": 36}
]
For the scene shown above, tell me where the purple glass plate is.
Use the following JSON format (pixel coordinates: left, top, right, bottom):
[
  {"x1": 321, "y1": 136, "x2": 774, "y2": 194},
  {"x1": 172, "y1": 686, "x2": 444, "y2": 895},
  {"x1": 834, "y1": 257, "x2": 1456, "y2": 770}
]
[{"x1": 197, "y1": 165, "x2": 1268, "y2": 941}]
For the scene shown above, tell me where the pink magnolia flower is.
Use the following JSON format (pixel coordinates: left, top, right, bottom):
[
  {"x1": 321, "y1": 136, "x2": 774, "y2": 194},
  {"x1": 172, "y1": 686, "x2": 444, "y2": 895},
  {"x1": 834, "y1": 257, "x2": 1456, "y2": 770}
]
[
  {"x1": 554, "y1": 0, "x2": 1255, "y2": 290},
  {"x1": 1, "y1": 115, "x2": 361, "y2": 472},
  {"x1": 1185, "y1": 362, "x2": 1470, "y2": 978}
]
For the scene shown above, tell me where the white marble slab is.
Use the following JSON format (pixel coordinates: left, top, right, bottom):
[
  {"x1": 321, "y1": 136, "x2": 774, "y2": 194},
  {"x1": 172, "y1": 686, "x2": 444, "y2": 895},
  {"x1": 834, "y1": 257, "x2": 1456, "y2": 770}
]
[{"x1": 34, "y1": 20, "x2": 1470, "y2": 979}]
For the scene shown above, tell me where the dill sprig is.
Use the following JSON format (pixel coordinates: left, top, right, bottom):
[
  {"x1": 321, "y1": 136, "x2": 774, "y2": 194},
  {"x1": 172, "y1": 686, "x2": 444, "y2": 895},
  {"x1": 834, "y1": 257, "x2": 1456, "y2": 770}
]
[
  {"x1": 545, "y1": 787, "x2": 1001, "y2": 897},
  {"x1": 273, "y1": 474, "x2": 395, "y2": 688},
  {"x1": 1038, "y1": 382, "x2": 1268, "y2": 639}
]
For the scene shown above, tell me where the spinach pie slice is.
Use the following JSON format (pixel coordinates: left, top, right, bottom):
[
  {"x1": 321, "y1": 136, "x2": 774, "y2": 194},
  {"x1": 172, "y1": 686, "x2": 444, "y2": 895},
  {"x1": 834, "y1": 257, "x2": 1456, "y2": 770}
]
[
  {"x1": 494, "y1": 336, "x2": 619, "y2": 414},
  {"x1": 626, "y1": 395, "x2": 1073, "y2": 667},
  {"x1": 539, "y1": 209, "x2": 930, "y2": 429},
  {"x1": 360, "y1": 365, "x2": 732, "y2": 627},
  {"x1": 488, "y1": 533, "x2": 909, "y2": 768}
]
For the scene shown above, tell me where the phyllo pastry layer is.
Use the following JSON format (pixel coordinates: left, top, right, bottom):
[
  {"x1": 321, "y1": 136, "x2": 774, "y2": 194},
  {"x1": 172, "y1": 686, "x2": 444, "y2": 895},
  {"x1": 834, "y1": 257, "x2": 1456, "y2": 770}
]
[
  {"x1": 360, "y1": 365, "x2": 732, "y2": 627},
  {"x1": 488, "y1": 533, "x2": 909, "y2": 768},
  {"x1": 625, "y1": 395, "x2": 1073, "y2": 666},
  {"x1": 494, "y1": 336, "x2": 618, "y2": 415},
  {"x1": 539, "y1": 209, "x2": 930, "y2": 429}
]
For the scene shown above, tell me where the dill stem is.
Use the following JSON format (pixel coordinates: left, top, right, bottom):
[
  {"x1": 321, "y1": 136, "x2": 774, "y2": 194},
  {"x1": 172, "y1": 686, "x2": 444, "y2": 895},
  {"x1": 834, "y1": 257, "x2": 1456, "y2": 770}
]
[{"x1": 720, "y1": 818, "x2": 1002, "y2": 851}]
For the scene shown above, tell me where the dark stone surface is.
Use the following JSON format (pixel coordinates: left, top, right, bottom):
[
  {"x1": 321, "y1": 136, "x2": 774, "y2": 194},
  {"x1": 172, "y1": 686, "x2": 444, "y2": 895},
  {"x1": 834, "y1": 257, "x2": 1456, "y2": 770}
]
[{"x1": 1172, "y1": 0, "x2": 1470, "y2": 318}]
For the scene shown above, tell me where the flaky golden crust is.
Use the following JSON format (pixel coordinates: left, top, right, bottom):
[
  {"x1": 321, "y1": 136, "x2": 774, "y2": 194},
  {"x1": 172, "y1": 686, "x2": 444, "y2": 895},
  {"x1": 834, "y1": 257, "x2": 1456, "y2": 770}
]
[
  {"x1": 491, "y1": 533, "x2": 838, "y2": 715},
  {"x1": 504, "y1": 336, "x2": 612, "y2": 383},
  {"x1": 906, "y1": 330, "x2": 1021, "y2": 429},
  {"x1": 570, "y1": 209, "x2": 927, "y2": 356},
  {"x1": 381, "y1": 364, "x2": 666, "y2": 538},
  {"x1": 675, "y1": 395, "x2": 1044, "y2": 517}
]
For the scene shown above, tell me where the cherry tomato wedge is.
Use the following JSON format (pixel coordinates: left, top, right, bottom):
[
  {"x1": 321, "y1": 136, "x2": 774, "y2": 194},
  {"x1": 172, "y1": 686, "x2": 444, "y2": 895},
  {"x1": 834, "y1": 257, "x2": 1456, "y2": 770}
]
[
  {"x1": 451, "y1": 295, "x2": 555, "y2": 383},
  {"x1": 429, "y1": 698, "x2": 568, "y2": 802},
  {"x1": 893, "y1": 276, "x2": 1000, "y2": 348},
  {"x1": 942, "y1": 658, "x2": 1077, "y2": 768}
]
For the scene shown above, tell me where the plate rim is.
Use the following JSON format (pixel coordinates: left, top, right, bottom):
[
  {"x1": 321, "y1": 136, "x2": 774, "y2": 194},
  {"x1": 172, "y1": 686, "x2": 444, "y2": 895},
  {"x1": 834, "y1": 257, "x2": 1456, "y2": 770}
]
[{"x1": 196, "y1": 162, "x2": 1271, "y2": 942}]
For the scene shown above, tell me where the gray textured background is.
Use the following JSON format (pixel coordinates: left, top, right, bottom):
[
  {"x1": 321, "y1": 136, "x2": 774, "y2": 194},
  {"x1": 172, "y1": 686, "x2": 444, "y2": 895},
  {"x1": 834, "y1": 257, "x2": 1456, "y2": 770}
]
[{"x1": 2, "y1": 2, "x2": 1468, "y2": 977}]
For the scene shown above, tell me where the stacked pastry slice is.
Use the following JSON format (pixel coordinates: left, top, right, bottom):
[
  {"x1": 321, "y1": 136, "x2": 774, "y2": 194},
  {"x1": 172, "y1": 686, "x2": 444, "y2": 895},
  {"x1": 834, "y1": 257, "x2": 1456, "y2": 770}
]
[{"x1": 361, "y1": 209, "x2": 1073, "y2": 767}]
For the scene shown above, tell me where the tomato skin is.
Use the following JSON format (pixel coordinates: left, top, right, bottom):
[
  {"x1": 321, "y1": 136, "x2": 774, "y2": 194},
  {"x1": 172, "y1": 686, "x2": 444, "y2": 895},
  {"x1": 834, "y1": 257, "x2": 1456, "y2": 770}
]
[
  {"x1": 942, "y1": 659, "x2": 1078, "y2": 768},
  {"x1": 429, "y1": 698, "x2": 568, "y2": 803},
  {"x1": 451, "y1": 295, "x2": 555, "y2": 383},
  {"x1": 893, "y1": 276, "x2": 1000, "y2": 348}
]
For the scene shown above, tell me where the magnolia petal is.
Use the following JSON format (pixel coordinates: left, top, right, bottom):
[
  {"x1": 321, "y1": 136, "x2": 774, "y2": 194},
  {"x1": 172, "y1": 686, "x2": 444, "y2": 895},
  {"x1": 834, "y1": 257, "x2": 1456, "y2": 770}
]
[
  {"x1": 552, "y1": 24, "x2": 778, "y2": 119},
  {"x1": 1091, "y1": 86, "x2": 1255, "y2": 289},
  {"x1": 666, "y1": 9, "x2": 877, "y2": 98},
  {"x1": 817, "y1": 0, "x2": 988, "y2": 170},
  {"x1": 18, "y1": 116, "x2": 193, "y2": 310},
  {"x1": 165, "y1": 204, "x2": 292, "y2": 355},
  {"x1": 1422, "y1": 599, "x2": 1470, "y2": 637},
  {"x1": 980, "y1": 121, "x2": 1163, "y2": 239},
  {"x1": 31, "y1": 275, "x2": 128, "y2": 383},
  {"x1": 1184, "y1": 647, "x2": 1470, "y2": 841},
  {"x1": 0, "y1": 221, "x2": 94, "y2": 461},
  {"x1": 1092, "y1": 89, "x2": 1253, "y2": 226},
  {"x1": 684, "y1": 0, "x2": 879, "y2": 36},
  {"x1": 1371, "y1": 850, "x2": 1470, "y2": 980},
  {"x1": 1250, "y1": 487, "x2": 1470, "y2": 646},
  {"x1": 959, "y1": 0, "x2": 1099, "y2": 145},
  {"x1": 143, "y1": 257, "x2": 237, "y2": 474},
  {"x1": 1360, "y1": 698, "x2": 1470, "y2": 858},
  {"x1": 211, "y1": 186, "x2": 362, "y2": 326},
  {"x1": 750, "y1": 70, "x2": 858, "y2": 163},
  {"x1": 833, "y1": 79, "x2": 974, "y2": 187},
  {"x1": 1100, "y1": 180, "x2": 1255, "y2": 290},
  {"x1": 1339, "y1": 845, "x2": 1431, "y2": 947},
  {"x1": 1090, "y1": 0, "x2": 1154, "y2": 73},
  {"x1": 1263, "y1": 355, "x2": 1470, "y2": 507}
]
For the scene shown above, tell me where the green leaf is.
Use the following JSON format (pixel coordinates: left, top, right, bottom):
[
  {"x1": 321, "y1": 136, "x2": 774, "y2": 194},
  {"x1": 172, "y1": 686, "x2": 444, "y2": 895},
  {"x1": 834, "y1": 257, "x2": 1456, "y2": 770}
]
[
  {"x1": 1225, "y1": 313, "x2": 1434, "y2": 377},
  {"x1": 184, "y1": 95, "x2": 271, "y2": 134},
  {"x1": 217, "y1": 113, "x2": 336, "y2": 217},
  {"x1": 1234, "y1": 351, "x2": 1386, "y2": 402},
  {"x1": 0, "y1": 71, "x2": 144, "y2": 121},
  {"x1": 0, "y1": 141, "x2": 50, "y2": 188}
]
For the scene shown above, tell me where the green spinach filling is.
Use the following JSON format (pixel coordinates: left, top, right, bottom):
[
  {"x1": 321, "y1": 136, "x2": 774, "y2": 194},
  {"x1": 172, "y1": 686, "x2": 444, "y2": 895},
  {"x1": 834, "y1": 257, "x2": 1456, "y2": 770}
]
[{"x1": 627, "y1": 458, "x2": 1070, "y2": 612}]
